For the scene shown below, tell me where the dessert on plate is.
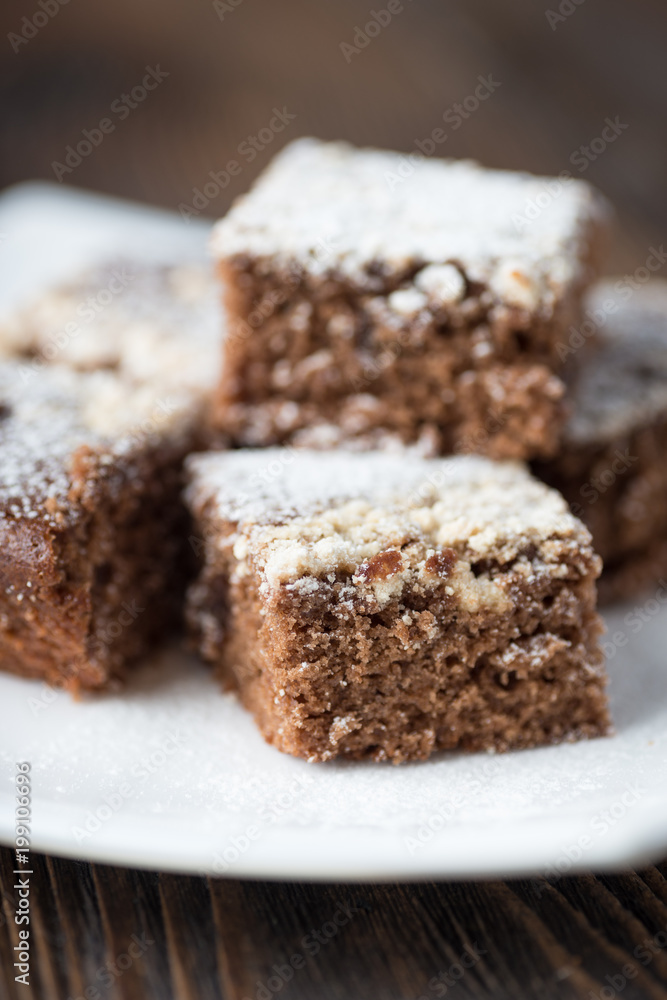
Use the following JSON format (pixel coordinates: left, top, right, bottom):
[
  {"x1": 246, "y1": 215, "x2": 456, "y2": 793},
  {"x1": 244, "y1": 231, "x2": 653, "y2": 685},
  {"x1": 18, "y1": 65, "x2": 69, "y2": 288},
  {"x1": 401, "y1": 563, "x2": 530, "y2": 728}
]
[
  {"x1": 0, "y1": 150, "x2": 617, "y2": 766},
  {"x1": 185, "y1": 448, "x2": 610, "y2": 763}
]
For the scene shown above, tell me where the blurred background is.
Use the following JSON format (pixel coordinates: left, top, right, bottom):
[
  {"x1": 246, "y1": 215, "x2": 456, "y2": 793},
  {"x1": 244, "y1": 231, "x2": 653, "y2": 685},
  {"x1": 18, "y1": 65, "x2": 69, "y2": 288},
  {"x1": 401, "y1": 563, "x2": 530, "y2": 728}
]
[{"x1": 0, "y1": 0, "x2": 664, "y2": 272}]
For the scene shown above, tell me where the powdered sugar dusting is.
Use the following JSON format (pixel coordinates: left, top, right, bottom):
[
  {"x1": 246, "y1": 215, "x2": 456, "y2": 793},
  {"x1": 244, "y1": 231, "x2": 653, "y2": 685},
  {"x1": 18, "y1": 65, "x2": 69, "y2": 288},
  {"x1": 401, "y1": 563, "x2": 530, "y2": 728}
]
[
  {"x1": 0, "y1": 260, "x2": 222, "y2": 393},
  {"x1": 565, "y1": 279, "x2": 667, "y2": 444},
  {"x1": 186, "y1": 450, "x2": 591, "y2": 597},
  {"x1": 211, "y1": 138, "x2": 608, "y2": 305},
  {"x1": 0, "y1": 259, "x2": 219, "y2": 529}
]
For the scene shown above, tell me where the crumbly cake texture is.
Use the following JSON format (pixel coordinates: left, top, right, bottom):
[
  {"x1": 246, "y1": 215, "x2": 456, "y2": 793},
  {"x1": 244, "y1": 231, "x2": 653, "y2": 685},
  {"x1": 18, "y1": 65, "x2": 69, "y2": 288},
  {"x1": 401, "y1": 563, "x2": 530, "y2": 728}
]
[
  {"x1": 0, "y1": 360, "x2": 202, "y2": 690},
  {"x1": 186, "y1": 449, "x2": 609, "y2": 764},
  {"x1": 536, "y1": 280, "x2": 667, "y2": 603},
  {"x1": 0, "y1": 260, "x2": 221, "y2": 394},
  {"x1": 211, "y1": 138, "x2": 609, "y2": 459}
]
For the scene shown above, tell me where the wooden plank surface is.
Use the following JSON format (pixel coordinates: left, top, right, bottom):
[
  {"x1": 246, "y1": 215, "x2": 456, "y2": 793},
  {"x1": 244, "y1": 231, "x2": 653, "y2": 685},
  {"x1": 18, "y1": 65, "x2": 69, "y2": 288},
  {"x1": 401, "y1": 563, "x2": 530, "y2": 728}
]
[{"x1": 2, "y1": 849, "x2": 667, "y2": 999}]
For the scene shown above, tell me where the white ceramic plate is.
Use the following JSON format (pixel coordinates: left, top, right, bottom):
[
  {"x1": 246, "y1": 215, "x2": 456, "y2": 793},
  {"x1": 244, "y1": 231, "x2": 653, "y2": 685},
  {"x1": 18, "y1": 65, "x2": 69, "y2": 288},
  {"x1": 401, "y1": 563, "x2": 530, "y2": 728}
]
[{"x1": 0, "y1": 184, "x2": 666, "y2": 881}]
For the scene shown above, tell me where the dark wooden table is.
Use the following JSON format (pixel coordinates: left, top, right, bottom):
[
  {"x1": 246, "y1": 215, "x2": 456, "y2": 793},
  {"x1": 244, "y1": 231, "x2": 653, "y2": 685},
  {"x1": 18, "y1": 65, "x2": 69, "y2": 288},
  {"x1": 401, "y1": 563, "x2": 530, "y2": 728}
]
[
  {"x1": 1, "y1": 0, "x2": 666, "y2": 274},
  {"x1": 2, "y1": 2, "x2": 667, "y2": 998},
  {"x1": 2, "y1": 848, "x2": 667, "y2": 999}
]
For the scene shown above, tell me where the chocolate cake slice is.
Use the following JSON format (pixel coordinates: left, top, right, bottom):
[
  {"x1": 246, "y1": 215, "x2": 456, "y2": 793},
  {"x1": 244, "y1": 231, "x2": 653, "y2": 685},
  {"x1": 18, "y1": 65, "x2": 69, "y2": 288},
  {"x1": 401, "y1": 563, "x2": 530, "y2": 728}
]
[
  {"x1": 0, "y1": 260, "x2": 222, "y2": 689},
  {"x1": 186, "y1": 449, "x2": 610, "y2": 763},
  {"x1": 210, "y1": 138, "x2": 609, "y2": 459},
  {"x1": 536, "y1": 279, "x2": 667, "y2": 603}
]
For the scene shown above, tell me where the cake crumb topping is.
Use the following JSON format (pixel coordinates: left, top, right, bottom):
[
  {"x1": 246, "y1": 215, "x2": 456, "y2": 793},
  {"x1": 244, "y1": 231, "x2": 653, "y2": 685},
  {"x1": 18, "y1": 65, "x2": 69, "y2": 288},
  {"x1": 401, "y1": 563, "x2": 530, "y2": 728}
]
[
  {"x1": 211, "y1": 138, "x2": 608, "y2": 308},
  {"x1": 187, "y1": 450, "x2": 592, "y2": 609}
]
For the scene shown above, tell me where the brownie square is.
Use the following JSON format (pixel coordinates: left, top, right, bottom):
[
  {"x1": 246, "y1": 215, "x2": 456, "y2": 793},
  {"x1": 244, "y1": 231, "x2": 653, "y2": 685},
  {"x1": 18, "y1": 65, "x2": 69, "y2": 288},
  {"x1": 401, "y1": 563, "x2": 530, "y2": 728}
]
[
  {"x1": 186, "y1": 449, "x2": 610, "y2": 763},
  {"x1": 0, "y1": 261, "x2": 222, "y2": 690},
  {"x1": 536, "y1": 279, "x2": 667, "y2": 603},
  {"x1": 211, "y1": 138, "x2": 609, "y2": 459}
]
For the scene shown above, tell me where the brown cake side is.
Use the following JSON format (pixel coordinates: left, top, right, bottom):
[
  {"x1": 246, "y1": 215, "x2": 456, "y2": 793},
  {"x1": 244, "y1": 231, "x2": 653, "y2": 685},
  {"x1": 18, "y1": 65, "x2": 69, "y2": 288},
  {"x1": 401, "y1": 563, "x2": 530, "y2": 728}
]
[
  {"x1": 186, "y1": 450, "x2": 610, "y2": 764},
  {"x1": 211, "y1": 139, "x2": 609, "y2": 460},
  {"x1": 535, "y1": 279, "x2": 667, "y2": 603}
]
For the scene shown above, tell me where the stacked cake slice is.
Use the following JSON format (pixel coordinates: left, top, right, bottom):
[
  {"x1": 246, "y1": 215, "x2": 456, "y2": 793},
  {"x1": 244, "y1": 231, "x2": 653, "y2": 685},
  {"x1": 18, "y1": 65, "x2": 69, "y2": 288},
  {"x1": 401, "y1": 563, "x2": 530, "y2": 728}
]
[{"x1": 0, "y1": 261, "x2": 220, "y2": 689}]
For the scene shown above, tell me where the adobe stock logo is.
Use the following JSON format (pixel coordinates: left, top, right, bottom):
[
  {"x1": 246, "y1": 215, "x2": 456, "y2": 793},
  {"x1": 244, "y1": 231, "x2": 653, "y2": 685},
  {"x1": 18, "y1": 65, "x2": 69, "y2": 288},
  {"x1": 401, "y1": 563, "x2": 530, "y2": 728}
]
[
  {"x1": 51, "y1": 66, "x2": 169, "y2": 182},
  {"x1": 340, "y1": 0, "x2": 413, "y2": 62},
  {"x1": 8, "y1": 0, "x2": 70, "y2": 53}
]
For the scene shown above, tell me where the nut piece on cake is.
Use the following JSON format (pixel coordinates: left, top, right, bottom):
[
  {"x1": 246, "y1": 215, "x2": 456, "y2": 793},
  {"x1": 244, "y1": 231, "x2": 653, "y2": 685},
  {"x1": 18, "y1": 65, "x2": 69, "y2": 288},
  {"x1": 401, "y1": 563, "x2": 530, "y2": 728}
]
[
  {"x1": 0, "y1": 262, "x2": 222, "y2": 691},
  {"x1": 185, "y1": 449, "x2": 610, "y2": 763},
  {"x1": 536, "y1": 279, "x2": 667, "y2": 603},
  {"x1": 210, "y1": 138, "x2": 610, "y2": 459}
]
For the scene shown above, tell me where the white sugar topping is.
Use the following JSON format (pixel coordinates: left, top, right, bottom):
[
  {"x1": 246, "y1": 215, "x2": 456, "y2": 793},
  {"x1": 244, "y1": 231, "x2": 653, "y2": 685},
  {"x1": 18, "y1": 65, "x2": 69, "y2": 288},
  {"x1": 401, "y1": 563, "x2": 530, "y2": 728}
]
[
  {"x1": 211, "y1": 139, "x2": 608, "y2": 307},
  {"x1": 565, "y1": 280, "x2": 667, "y2": 445},
  {"x1": 0, "y1": 261, "x2": 222, "y2": 393},
  {"x1": 0, "y1": 361, "x2": 194, "y2": 527},
  {"x1": 414, "y1": 263, "x2": 466, "y2": 303},
  {"x1": 186, "y1": 450, "x2": 589, "y2": 598}
]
